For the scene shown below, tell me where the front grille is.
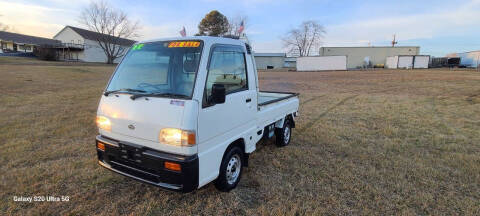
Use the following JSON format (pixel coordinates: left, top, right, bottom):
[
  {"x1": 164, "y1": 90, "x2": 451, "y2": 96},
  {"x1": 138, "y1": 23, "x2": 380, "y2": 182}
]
[
  {"x1": 97, "y1": 135, "x2": 198, "y2": 192},
  {"x1": 109, "y1": 160, "x2": 160, "y2": 183},
  {"x1": 109, "y1": 154, "x2": 159, "y2": 174}
]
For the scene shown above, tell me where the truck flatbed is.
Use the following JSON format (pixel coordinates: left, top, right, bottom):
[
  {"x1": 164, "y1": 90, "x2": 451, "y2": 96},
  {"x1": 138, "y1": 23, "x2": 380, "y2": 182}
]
[{"x1": 258, "y1": 91, "x2": 299, "y2": 106}]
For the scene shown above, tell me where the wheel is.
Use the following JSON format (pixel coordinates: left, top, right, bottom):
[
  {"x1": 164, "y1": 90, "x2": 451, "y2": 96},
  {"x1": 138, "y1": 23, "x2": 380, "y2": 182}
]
[
  {"x1": 215, "y1": 146, "x2": 243, "y2": 192},
  {"x1": 275, "y1": 118, "x2": 292, "y2": 147}
]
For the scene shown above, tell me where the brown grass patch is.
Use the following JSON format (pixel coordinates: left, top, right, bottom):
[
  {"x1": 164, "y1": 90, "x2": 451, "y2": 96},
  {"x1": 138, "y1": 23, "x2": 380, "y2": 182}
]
[{"x1": 1, "y1": 57, "x2": 480, "y2": 215}]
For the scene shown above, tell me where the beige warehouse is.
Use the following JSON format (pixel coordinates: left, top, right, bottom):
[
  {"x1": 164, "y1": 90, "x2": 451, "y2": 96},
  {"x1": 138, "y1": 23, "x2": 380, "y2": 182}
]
[{"x1": 319, "y1": 46, "x2": 420, "y2": 69}]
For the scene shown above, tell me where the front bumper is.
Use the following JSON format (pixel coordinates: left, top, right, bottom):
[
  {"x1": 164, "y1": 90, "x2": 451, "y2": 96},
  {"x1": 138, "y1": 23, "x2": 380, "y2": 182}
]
[{"x1": 96, "y1": 135, "x2": 198, "y2": 192}]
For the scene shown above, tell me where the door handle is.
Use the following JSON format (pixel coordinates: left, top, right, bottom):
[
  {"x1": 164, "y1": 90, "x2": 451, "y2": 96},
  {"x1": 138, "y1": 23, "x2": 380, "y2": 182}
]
[{"x1": 246, "y1": 98, "x2": 252, "y2": 103}]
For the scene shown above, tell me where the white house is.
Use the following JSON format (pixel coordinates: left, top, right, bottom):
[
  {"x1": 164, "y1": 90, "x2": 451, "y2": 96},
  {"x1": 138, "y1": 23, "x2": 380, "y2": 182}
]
[
  {"x1": 53, "y1": 26, "x2": 136, "y2": 63},
  {"x1": 0, "y1": 31, "x2": 60, "y2": 53}
]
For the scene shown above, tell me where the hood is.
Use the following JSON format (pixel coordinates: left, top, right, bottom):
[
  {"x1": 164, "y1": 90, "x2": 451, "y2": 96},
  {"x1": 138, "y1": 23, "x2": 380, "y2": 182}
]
[{"x1": 97, "y1": 94, "x2": 196, "y2": 145}]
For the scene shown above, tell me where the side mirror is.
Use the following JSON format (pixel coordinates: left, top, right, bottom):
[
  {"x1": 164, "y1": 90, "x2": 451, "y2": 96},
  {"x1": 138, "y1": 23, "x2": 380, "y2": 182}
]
[{"x1": 211, "y1": 84, "x2": 226, "y2": 104}]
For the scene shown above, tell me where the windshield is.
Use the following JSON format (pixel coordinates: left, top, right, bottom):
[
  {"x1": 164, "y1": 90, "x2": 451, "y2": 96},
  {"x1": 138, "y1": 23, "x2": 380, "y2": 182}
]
[{"x1": 106, "y1": 41, "x2": 203, "y2": 98}]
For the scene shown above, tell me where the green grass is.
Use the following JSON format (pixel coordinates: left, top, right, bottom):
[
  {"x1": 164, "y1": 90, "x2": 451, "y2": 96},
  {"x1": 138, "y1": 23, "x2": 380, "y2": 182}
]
[{"x1": 1, "y1": 57, "x2": 480, "y2": 215}]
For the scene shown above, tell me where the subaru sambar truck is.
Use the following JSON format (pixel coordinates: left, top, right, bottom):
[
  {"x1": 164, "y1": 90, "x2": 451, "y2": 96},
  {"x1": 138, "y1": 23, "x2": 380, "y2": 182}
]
[{"x1": 95, "y1": 36, "x2": 299, "y2": 192}]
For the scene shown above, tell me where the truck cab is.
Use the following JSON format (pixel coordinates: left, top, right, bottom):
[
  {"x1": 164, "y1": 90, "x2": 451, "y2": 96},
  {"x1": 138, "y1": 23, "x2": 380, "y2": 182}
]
[{"x1": 95, "y1": 36, "x2": 299, "y2": 192}]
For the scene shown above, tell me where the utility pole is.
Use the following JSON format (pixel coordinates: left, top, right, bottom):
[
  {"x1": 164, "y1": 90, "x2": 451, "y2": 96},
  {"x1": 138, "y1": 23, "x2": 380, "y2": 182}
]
[{"x1": 391, "y1": 34, "x2": 398, "y2": 47}]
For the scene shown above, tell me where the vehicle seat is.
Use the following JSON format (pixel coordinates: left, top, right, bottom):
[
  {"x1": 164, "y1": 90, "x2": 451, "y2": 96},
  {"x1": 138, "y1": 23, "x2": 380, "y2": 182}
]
[{"x1": 176, "y1": 60, "x2": 196, "y2": 95}]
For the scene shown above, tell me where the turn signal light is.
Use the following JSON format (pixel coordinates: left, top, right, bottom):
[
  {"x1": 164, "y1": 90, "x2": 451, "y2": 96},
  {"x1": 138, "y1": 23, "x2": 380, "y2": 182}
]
[
  {"x1": 164, "y1": 161, "x2": 181, "y2": 172},
  {"x1": 97, "y1": 141, "x2": 105, "y2": 151}
]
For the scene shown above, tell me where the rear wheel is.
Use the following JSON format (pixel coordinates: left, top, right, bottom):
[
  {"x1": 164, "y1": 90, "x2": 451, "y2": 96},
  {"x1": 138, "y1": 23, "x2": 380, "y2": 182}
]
[
  {"x1": 215, "y1": 146, "x2": 243, "y2": 192},
  {"x1": 275, "y1": 118, "x2": 292, "y2": 147}
]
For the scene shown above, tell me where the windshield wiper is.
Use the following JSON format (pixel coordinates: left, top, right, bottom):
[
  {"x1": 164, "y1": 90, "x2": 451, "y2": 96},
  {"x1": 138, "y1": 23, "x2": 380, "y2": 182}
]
[
  {"x1": 130, "y1": 92, "x2": 190, "y2": 100},
  {"x1": 104, "y1": 88, "x2": 146, "y2": 96}
]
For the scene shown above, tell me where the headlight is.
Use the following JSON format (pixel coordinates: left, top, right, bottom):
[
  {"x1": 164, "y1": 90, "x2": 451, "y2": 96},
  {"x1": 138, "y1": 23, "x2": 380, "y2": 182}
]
[
  {"x1": 159, "y1": 128, "x2": 196, "y2": 147},
  {"x1": 96, "y1": 116, "x2": 111, "y2": 131}
]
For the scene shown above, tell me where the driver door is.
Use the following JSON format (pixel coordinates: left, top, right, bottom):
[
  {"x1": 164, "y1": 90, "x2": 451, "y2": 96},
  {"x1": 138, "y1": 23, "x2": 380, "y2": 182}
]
[{"x1": 196, "y1": 44, "x2": 257, "y2": 186}]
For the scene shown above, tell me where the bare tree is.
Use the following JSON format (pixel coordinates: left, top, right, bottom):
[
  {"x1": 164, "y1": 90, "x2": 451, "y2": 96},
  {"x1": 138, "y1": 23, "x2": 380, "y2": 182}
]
[
  {"x1": 227, "y1": 15, "x2": 248, "y2": 37},
  {"x1": 79, "y1": 0, "x2": 140, "y2": 64},
  {"x1": 282, "y1": 21, "x2": 326, "y2": 57}
]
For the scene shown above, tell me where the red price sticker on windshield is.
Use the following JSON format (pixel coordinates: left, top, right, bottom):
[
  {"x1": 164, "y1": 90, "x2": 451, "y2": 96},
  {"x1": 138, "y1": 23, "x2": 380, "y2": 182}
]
[{"x1": 168, "y1": 41, "x2": 200, "y2": 48}]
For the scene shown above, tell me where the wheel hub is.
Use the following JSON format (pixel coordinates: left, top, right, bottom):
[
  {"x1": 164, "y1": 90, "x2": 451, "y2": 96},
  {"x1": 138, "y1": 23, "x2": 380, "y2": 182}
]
[
  {"x1": 284, "y1": 125, "x2": 291, "y2": 144},
  {"x1": 226, "y1": 154, "x2": 241, "y2": 185}
]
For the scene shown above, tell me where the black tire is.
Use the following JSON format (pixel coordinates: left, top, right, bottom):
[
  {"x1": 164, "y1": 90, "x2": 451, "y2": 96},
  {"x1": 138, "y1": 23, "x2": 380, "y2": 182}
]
[
  {"x1": 214, "y1": 146, "x2": 244, "y2": 192},
  {"x1": 275, "y1": 118, "x2": 292, "y2": 147}
]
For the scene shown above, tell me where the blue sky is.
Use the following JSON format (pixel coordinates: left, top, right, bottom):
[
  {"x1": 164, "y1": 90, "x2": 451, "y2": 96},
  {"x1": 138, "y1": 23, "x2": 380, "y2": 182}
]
[{"x1": 1, "y1": 0, "x2": 480, "y2": 56}]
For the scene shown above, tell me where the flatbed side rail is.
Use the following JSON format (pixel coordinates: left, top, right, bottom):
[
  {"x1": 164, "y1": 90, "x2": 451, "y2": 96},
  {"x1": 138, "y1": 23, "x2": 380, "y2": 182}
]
[{"x1": 258, "y1": 91, "x2": 300, "y2": 106}]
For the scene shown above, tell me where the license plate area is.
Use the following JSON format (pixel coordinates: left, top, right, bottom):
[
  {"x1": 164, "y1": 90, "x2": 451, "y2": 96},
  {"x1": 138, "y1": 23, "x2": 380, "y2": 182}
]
[
  {"x1": 118, "y1": 143, "x2": 143, "y2": 164},
  {"x1": 104, "y1": 142, "x2": 162, "y2": 174}
]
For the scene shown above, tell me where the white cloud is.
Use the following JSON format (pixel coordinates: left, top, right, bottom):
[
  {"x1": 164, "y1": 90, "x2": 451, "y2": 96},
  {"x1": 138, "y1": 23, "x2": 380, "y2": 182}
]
[
  {"x1": 0, "y1": 1, "x2": 77, "y2": 37},
  {"x1": 200, "y1": 0, "x2": 285, "y2": 5},
  {"x1": 249, "y1": 0, "x2": 480, "y2": 53},
  {"x1": 2, "y1": 0, "x2": 480, "y2": 55},
  {"x1": 139, "y1": 22, "x2": 199, "y2": 40},
  {"x1": 251, "y1": 39, "x2": 285, "y2": 53},
  {"x1": 323, "y1": 0, "x2": 480, "y2": 47},
  {"x1": 140, "y1": 24, "x2": 184, "y2": 40}
]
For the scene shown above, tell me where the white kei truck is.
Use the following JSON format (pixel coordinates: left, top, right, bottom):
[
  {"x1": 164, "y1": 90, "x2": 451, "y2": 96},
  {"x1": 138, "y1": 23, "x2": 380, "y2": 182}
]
[{"x1": 95, "y1": 36, "x2": 299, "y2": 192}]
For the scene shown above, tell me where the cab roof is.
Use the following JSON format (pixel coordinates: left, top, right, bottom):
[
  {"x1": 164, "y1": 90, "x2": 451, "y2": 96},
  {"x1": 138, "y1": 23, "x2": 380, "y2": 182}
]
[{"x1": 139, "y1": 36, "x2": 247, "y2": 47}]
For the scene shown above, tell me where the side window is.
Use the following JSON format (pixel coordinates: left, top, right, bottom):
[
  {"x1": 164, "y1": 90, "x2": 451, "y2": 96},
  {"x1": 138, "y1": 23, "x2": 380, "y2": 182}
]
[{"x1": 205, "y1": 45, "x2": 248, "y2": 100}]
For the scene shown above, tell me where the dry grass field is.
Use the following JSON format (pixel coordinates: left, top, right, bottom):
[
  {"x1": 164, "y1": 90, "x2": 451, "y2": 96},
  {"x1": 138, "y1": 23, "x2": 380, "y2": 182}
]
[{"x1": 1, "y1": 57, "x2": 480, "y2": 215}]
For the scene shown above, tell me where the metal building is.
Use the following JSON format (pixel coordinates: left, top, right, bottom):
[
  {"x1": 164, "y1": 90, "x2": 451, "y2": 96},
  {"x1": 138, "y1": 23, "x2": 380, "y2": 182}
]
[
  {"x1": 456, "y1": 51, "x2": 480, "y2": 68},
  {"x1": 297, "y1": 56, "x2": 347, "y2": 71},
  {"x1": 253, "y1": 53, "x2": 286, "y2": 70},
  {"x1": 284, "y1": 57, "x2": 296, "y2": 68},
  {"x1": 319, "y1": 46, "x2": 420, "y2": 69}
]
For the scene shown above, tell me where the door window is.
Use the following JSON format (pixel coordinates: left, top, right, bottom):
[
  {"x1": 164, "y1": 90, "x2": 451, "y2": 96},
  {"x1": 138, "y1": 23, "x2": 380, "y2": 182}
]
[{"x1": 205, "y1": 45, "x2": 248, "y2": 103}]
